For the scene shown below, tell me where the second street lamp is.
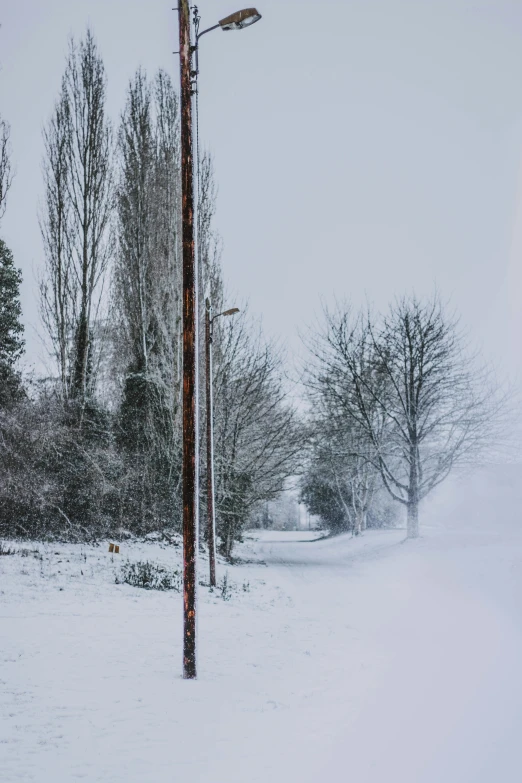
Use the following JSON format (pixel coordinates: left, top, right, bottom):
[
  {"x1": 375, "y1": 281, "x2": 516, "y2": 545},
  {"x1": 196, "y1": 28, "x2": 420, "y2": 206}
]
[{"x1": 205, "y1": 300, "x2": 240, "y2": 587}]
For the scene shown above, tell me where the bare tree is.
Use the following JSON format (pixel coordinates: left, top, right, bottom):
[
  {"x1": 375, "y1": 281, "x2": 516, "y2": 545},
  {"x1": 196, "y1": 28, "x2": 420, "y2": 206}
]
[
  {"x1": 149, "y1": 67, "x2": 183, "y2": 402},
  {"x1": 198, "y1": 151, "x2": 223, "y2": 308},
  {"x1": 40, "y1": 89, "x2": 76, "y2": 398},
  {"x1": 0, "y1": 115, "x2": 13, "y2": 222},
  {"x1": 65, "y1": 30, "x2": 113, "y2": 400},
  {"x1": 306, "y1": 296, "x2": 499, "y2": 538},
  {"x1": 304, "y1": 312, "x2": 385, "y2": 534},
  {"x1": 114, "y1": 68, "x2": 155, "y2": 387},
  {"x1": 212, "y1": 309, "x2": 302, "y2": 558},
  {"x1": 41, "y1": 29, "x2": 113, "y2": 403},
  {"x1": 300, "y1": 425, "x2": 398, "y2": 535},
  {"x1": 314, "y1": 424, "x2": 378, "y2": 535}
]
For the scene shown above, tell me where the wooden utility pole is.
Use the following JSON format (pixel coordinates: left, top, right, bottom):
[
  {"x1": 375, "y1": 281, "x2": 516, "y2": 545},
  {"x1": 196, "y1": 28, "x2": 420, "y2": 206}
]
[
  {"x1": 205, "y1": 299, "x2": 217, "y2": 587},
  {"x1": 178, "y1": 0, "x2": 198, "y2": 680}
]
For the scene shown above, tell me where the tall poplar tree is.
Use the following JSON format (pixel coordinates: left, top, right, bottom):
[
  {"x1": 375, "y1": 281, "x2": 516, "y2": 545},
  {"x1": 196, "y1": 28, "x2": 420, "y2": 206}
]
[
  {"x1": 40, "y1": 28, "x2": 113, "y2": 402},
  {"x1": 113, "y1": 68, "x2": 182, "y2": 530}
]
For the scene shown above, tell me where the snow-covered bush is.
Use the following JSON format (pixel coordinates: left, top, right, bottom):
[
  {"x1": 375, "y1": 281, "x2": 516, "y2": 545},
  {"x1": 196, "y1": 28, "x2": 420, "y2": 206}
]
[
  {"x1": 0, "y1": 393, "x2": 122, "y2": 542},
  {"x1": 116, "y1": 560, "x2": 181, "y2": 591},
  {"x1": 219, "y1": 572, "x2": 232, "y2": 601}
]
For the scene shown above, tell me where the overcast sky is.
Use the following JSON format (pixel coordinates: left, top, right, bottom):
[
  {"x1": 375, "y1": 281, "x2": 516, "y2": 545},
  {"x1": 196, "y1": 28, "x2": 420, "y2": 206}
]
[{"x1": 1, "y1": 0, "x2": 522, "y2": 379}]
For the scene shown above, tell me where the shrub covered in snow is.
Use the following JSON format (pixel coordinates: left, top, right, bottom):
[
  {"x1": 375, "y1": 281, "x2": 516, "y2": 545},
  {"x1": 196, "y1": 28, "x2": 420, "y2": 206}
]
[{"x1": 116, "y1": 560, "x2": 181, "y2": 591}]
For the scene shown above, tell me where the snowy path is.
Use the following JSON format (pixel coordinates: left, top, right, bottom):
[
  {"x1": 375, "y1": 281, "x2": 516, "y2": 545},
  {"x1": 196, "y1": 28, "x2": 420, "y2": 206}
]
[
  {"x1": 250, "y1": 528, "x2": 522, "y2": 782},
  {"x1": 2, "y1": 477, "x2": 522, "y2": 781}
]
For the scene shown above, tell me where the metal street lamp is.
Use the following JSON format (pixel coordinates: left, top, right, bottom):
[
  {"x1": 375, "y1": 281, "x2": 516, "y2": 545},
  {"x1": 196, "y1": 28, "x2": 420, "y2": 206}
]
[
  {"x1": 205, "y1": 300, "x2": 240, "y2": 588},
  {"x1": 177, "y1": 1, "x2": 262, "y2": 680},
  {"x1": 196, "y1": 8, "x2": 262, "y2": 41},
  {"x1": 219, "y1": 8, "x2": 262, "y2": 30},
  {"x1": 193, "y1": 8, "x2": 262, "y2": 78}
]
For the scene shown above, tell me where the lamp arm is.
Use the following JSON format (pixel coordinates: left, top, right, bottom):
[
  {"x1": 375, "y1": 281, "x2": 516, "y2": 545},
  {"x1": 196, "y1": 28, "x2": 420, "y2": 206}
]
[
  {"x1": 212, "y1": 311, "x2": 233, "y2": 322},
  {"x1": 193, "y1": 23, "x2": 221, "y2": 76},
  {"x1": 196, "y1": 23, "x2": 220, "y2": 41}
]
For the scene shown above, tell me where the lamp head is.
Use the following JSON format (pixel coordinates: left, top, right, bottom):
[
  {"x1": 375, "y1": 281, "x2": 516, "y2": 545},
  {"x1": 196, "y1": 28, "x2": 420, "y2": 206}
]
[
  {"x1": 219, "y1": 8, "x2": 262, "y2": 31},
  {"x1": 222, "y1": 308, "x2": 240, "y2": 317}
]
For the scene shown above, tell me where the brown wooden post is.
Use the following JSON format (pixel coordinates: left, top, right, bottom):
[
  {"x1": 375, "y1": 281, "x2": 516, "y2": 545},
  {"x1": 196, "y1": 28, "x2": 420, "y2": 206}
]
[
  {"x1": 205, "y1": 299, "x2": 217, "y2": 587},
  {"x1": 178, "y1": 0, "x2": 198, "y2": 680}
]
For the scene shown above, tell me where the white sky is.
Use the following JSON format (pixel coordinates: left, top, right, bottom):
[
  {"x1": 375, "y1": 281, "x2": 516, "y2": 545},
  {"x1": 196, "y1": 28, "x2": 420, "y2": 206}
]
[{"x1": 1, "y1": 0, "x2": 522, "y2": 379}]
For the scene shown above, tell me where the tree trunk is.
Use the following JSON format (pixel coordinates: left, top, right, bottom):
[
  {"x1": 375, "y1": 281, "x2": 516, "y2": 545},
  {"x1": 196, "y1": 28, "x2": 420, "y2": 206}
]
[
  {"x1": 406, "y1": 499, "x2": 419, "y2": 538},
  {"x1": 354, "y1": 508, "x2": 364, "y2": 536},
  {"x1": 225, "y1": 526, "x2": 233, "y2": 561},
  {"x1": 72, "y1": 307, "x2": 89, "y2": 399},
  {"x1": 407, "y1": 444, "x2": 420, "y2": 538}
]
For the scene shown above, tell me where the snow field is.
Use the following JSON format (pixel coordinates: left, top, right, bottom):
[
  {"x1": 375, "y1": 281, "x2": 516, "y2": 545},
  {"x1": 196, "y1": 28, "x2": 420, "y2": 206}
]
[{"x1": 2, "y1": 468, "x2": 522, "y2": 782}]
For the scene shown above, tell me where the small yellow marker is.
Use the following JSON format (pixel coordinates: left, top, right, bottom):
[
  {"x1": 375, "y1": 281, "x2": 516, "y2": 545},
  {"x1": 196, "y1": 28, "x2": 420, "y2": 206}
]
[
  {"x1": 108, "y1": 543, "x2": 114, "y2": 553},
  {"x1": 114, "y1": 545, "x2": 120, "y2": 554}
]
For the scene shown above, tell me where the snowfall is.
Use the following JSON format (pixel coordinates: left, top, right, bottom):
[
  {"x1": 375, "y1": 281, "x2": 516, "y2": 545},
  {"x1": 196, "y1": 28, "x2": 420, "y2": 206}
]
[{"x1": 2, "y1": 465, "x2": 522, "y2": 782}]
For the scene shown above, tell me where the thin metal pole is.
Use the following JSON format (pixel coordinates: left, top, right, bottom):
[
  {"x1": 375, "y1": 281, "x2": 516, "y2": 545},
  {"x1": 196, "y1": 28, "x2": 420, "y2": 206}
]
[
  {"x1": 206, "y1": 299, "x2": 217, "y2": 587},
  {"x1": 178, "y1": 0, "x2": 198, "y2": 680}
]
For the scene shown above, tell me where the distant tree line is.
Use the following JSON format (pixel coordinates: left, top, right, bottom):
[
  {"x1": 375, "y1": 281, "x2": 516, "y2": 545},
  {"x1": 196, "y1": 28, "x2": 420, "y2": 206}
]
[
  {"x1": 0, "y1": 29, "x2": 504, "y2": 551},
  {"x1": 0, "y1": 29, "x2": 300, "y2": 555}
]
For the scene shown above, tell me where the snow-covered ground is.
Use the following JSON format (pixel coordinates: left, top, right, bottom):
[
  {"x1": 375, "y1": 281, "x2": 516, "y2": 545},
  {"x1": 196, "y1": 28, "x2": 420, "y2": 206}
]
[{"x1": 2, "y1": 466, "x2": 522, "y2": 782}]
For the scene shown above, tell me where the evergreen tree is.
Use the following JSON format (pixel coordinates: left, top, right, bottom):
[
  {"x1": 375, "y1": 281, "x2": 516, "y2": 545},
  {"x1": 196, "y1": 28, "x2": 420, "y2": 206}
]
[{"x1": 0, "y1": 238, "x2": 24, "y2": 407}]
